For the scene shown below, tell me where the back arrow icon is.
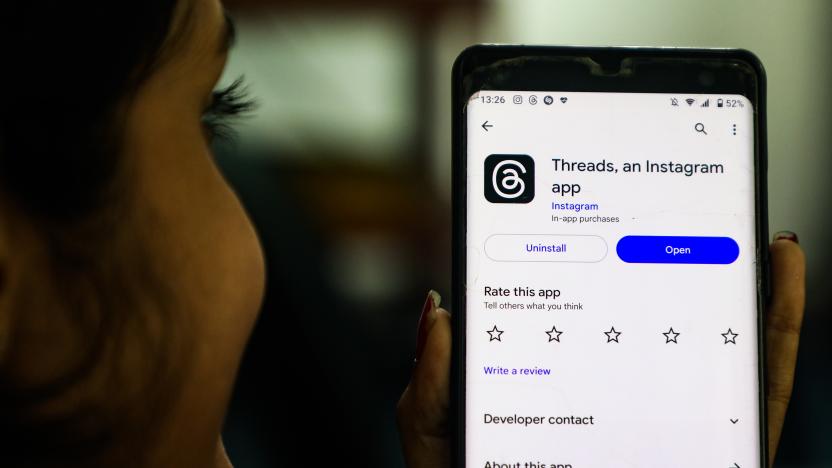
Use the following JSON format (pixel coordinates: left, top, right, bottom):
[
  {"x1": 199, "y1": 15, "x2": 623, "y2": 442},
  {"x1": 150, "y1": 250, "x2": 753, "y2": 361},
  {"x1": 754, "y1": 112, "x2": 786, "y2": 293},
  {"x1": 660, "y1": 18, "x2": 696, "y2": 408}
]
[{"x1": 482, "y1": 121, "x2": 493, "y2": 131}]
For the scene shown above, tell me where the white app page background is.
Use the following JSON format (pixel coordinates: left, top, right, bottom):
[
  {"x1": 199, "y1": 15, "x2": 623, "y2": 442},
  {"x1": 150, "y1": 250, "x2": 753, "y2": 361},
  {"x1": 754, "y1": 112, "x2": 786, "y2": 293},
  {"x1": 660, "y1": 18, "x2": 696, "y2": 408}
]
[{"x1": 465, "y1": 92, "x2": 758, "y2": 468}]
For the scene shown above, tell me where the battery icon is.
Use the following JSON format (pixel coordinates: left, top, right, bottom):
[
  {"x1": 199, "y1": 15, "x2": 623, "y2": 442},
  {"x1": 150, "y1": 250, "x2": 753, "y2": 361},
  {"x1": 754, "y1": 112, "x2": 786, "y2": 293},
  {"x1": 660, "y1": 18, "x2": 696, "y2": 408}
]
[{"x1": 717, "y1": 98, "x2": 724, "y2": 108}]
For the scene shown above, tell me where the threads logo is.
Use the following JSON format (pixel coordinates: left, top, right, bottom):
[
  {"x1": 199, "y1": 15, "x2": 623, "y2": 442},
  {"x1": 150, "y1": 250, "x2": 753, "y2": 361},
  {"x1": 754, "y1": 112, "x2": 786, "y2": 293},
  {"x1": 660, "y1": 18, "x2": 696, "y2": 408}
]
[{"x1": 484, "y1": 154, "x2": 535, "y2": 203}]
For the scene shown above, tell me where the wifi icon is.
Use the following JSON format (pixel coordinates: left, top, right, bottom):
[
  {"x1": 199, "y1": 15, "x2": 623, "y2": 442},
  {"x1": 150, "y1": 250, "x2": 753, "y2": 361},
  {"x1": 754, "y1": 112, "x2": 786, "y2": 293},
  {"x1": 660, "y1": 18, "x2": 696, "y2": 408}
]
[{"x1": 685, "y1": 98, "x2": 696, "y2": 106}]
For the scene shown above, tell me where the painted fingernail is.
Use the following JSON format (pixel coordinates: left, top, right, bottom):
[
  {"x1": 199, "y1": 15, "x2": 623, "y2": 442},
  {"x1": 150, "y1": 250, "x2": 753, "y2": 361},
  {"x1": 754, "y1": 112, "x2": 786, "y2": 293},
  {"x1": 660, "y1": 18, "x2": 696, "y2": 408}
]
[
  {"x1": 415, "y1": 290, "x2": 442, "y2": 362},
  {"x1": 774, "y1": 231, "x2": 799, "y2": 244}
]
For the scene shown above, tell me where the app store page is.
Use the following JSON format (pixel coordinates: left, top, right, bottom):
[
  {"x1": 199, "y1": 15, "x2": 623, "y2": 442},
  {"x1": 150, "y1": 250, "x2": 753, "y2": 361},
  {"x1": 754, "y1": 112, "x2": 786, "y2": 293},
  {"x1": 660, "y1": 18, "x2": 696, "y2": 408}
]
[{"x1": 465, "y1": 91, "x2": 759, "y2": 467}]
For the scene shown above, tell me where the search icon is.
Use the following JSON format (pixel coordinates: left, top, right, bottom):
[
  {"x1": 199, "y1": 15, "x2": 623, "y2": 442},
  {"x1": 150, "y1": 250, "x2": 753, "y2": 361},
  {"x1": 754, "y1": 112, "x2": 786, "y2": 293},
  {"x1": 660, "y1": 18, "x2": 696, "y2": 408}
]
[{"x1": 694, "y1": 123, "x2": 707, "y2": 135}]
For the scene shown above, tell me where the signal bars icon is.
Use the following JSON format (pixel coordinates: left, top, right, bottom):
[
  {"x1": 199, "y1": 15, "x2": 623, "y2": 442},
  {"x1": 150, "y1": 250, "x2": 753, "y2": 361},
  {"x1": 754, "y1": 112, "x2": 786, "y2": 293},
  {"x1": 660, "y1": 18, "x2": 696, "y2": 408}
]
[{"x1": 671, "y1": 97, "x2": 716, "y2": 109}]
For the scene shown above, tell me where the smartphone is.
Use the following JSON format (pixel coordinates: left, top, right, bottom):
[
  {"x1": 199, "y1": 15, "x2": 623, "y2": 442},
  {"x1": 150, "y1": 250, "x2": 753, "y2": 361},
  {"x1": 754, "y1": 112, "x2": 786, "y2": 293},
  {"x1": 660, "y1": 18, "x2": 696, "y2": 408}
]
[{"x1": 451, "y1": 46, "x2": 768, "y2": 467}]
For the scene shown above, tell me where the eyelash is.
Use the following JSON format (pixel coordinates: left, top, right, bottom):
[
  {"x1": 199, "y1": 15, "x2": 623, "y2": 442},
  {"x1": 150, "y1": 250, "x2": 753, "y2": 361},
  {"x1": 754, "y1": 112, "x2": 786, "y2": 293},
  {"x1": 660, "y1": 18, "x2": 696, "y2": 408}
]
[{"x1": 201, "y1": 77, "x2": 256, "y2": 142}]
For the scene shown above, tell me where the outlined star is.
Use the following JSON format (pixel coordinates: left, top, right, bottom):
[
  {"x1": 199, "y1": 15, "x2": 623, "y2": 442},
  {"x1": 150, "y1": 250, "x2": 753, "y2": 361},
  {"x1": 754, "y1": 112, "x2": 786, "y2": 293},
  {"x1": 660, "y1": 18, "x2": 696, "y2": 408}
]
[
  {"x1": 604, "y1": 326, "x2": 621, "y2": 343},
  {"x1": 663, "y1": 327, "x2": 680, "y2": 344},
  {"x1": 546, "y1": 326, "x2": 563, "y2": 342},
  {"x1": 487, "y1": 325, "x2": 504, "y2": 342},
  {"x1": 722, "y1": 328, "x2": 739, "y2": 344}
]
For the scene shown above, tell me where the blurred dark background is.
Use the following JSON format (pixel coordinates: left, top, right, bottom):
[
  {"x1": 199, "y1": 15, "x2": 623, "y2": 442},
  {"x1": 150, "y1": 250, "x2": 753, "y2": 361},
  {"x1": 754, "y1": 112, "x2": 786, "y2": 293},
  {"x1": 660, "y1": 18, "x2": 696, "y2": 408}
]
[{"x1": 215, "y1": 1, "x2": 832, "y2": 466}]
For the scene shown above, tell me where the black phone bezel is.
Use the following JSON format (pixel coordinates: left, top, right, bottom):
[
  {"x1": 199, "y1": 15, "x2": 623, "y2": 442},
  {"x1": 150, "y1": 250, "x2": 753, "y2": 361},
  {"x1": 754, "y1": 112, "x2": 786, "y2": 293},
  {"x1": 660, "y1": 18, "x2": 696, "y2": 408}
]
[{"x1": 451, "y1": 45, "x2": 769, "y2": 467}]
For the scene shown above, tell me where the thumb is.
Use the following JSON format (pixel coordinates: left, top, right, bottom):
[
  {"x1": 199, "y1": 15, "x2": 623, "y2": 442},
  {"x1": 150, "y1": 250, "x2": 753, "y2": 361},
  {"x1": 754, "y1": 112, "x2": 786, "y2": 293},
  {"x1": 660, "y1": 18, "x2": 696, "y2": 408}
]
[{"x1": 397, "y1": 291, "x2": 452, "y2": 468}]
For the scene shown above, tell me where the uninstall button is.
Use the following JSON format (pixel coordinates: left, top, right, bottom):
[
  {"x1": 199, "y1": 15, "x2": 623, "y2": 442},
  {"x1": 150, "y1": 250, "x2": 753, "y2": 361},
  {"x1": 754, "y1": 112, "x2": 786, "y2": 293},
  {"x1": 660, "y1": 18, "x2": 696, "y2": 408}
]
[{"x1": 484, "y1": 234, "x2": 608, "y2": 263}]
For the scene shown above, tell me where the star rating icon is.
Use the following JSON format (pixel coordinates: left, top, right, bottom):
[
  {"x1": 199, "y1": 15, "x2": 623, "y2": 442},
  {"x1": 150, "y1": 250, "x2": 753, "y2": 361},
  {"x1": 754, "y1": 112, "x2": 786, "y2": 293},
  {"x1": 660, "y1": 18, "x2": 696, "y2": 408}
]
[
  {"x1": 604, "y1": 326, "x2": 621, "y2": 343},
  {"x1": 546, "y1": 326, "x2": 563, "y2": 343},
  {"x1": 663, "y1": 327, "x2": 680, "y2": 344},
  {"x1": 487, "y1": 325, "x2": 504, "y2": 342},
  {"x1": 722, "y1": 328, "x2": 739, "y2": 344}
]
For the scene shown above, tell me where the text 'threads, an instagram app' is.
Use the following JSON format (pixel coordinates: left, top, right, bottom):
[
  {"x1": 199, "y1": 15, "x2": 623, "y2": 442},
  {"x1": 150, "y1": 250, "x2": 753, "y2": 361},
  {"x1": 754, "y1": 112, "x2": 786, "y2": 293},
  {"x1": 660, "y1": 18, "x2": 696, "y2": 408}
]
[{"x1": 465, "y1": 92, "x2": 759, "y2": 468}]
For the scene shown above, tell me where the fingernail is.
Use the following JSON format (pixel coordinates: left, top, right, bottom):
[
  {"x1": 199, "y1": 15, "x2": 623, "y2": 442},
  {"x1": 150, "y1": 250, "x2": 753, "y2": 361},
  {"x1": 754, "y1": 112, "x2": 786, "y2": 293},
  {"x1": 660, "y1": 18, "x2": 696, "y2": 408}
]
[
  {"x1": 774, "y1": 231, "x2": 799, "y2": 244},
  {"x1": 415, "y1": 290, "x2": 442, "y2": 362}
]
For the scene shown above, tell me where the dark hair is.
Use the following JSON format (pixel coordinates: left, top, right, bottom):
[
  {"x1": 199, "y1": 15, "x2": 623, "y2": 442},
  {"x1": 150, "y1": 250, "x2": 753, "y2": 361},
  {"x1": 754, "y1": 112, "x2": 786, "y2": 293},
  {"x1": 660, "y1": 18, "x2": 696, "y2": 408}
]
[
  {"x1": 0, "y1": 1, "x2": 184, "y2": 465},
  {"x1": 1, "y1": 1, "x2": 180, "y2": 219}
]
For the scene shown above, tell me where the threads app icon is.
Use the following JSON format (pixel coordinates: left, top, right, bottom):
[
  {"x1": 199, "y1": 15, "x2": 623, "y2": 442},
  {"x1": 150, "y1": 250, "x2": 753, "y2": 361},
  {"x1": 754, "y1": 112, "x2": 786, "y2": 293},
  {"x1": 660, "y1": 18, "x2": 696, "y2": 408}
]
[{"x1": 484, "y1": 154, "x2": 535, "y2": 203}]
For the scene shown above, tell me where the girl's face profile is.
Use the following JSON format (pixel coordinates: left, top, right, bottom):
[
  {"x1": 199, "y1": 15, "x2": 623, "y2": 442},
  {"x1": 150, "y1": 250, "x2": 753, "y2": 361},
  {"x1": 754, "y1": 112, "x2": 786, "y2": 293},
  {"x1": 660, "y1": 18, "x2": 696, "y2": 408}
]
[
  {"x1": 0, "y1": 0, "x2": 265, "y2": 464},
  {"x1": 126, "y1": 0, "x2": 266, "y2": 329},
  {"x1": 120, "y1": 0, "x2": 266, "y2": 455}
]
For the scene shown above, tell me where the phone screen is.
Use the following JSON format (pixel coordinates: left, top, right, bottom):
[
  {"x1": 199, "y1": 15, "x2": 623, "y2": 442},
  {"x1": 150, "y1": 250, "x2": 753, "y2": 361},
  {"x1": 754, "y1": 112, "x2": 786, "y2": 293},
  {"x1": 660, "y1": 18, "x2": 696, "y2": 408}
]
[{"x1": 464, "y1": 91, "x2": 760, "y2": 467}]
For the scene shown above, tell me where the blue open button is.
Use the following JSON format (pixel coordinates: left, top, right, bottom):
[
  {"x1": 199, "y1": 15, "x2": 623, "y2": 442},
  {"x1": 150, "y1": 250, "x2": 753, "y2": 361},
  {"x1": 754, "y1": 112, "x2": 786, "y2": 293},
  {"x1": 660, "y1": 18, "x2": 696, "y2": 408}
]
[{"x1": 616, "y1": 236, "x2": 740, "y2": 264}]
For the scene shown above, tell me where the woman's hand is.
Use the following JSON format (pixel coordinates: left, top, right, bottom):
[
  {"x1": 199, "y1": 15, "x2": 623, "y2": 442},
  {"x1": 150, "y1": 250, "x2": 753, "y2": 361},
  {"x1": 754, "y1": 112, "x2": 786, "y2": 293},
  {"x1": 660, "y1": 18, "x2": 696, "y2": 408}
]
[
  {"x1": 765, "y1": 233, "x2": 805, "y2": 466},
  {"x1": 397, "y1": 233, "x2": 805, "y2": 468},
  {"x1": 397, "y1": 291, "x2": 451, "y2": 468}
]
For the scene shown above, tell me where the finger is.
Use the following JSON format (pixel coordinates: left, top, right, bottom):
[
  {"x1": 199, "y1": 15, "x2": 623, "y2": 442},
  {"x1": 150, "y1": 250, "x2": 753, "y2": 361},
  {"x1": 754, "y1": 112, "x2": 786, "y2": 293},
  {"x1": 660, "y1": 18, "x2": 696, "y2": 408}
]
[
  {"x1": 397, "y1": 305, "x2": 451, "y2": 468},
  {"x1": 767, "y1": 238, "x2": 805, "y2": 405},
  {"x1": 766, "y1": 236, "x2": 805, "y2": 466},
  {"x1": 409, "y1": 307, "x2": 452, "y2": 435}
]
